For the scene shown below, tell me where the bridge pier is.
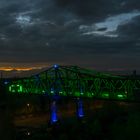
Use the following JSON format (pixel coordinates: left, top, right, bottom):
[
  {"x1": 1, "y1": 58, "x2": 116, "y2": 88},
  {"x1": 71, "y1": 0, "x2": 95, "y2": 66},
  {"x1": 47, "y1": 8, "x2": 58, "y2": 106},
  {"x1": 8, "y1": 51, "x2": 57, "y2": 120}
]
[
  {"x1": 50, "y1": 100, "x2": 58, "y2": 124},
  {"x1": 76, "y1": 98, "x2": 84, "y2": 119}
]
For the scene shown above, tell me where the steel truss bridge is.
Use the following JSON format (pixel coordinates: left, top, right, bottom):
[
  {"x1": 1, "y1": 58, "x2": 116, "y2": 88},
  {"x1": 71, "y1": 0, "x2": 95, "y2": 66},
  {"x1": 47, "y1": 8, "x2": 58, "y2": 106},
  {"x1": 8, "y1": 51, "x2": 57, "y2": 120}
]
[
  {"x1": 6, "y1": 65, "x2": 140, "y2": 101},
  {"x1": 3, "y1": 65, "x2": 140, "y2": 123}
]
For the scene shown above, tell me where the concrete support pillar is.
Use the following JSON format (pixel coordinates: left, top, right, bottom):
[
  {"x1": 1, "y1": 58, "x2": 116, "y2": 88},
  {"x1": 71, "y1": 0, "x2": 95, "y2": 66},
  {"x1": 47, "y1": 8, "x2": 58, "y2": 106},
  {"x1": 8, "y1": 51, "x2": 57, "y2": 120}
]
[
  {"x1": 76, "y1": 98, "x2": 84, "y2": 118},
  {"x1": 50, "y1": 100, "x2": 58, "y2": 124}
]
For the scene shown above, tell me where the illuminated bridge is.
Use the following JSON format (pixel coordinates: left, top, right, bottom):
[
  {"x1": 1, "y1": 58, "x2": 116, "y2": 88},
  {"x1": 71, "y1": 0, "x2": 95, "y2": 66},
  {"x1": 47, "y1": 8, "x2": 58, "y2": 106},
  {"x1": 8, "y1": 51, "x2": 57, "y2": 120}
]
[
  {"x1": 6, "y1": 65, "x2": 140, "y2": 100},
  {"x1": 5, "y1": 65, "x2": 140, "y2": 123}
]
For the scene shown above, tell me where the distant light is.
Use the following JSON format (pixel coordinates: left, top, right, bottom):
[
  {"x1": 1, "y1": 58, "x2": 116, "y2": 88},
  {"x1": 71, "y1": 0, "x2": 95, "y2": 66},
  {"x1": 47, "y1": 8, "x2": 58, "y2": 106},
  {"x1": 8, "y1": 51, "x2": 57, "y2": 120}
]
[
  {"x1": 54, "y1": 64, "x2": 59, "y2": 69},
  {"x1": 27, "y1": 103, "x2": 30, "y2": 107},
  {"x1": 4, "y1": 81, "x2": 9, "y2": 85},
  {"x1": 27, "y1": 132, "x2": 31, "y2": 136}
]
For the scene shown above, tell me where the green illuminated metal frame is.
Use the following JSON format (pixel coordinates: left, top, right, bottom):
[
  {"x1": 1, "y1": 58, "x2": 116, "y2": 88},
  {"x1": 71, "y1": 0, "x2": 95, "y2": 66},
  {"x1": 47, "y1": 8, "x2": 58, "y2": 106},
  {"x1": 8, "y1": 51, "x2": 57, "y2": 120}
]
[{"x1": 7, "y1": 65, "x2": 140, "y2": 101}]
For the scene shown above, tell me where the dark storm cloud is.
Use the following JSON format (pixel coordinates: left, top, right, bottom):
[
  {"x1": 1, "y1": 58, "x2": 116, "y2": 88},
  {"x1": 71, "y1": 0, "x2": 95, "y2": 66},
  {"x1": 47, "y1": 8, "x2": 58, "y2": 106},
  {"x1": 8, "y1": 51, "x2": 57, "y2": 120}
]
[
  {"x1": 54, "y1": 0, "x2": 118, "y2": 19},
  {"x1": 0, "y1": 0, "x2": 140, "y2": 70},
  {"x1": 54, "y1": 0, "x2": 140, "y2": 19},
  {"x1": 117, "y1": 15, "x2": 140, "y2": 39}
]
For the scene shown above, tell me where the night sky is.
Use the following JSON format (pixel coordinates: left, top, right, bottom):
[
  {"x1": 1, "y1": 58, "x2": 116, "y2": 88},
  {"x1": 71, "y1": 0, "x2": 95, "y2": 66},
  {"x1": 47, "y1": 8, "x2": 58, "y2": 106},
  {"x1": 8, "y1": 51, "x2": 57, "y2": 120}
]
[{"x1": 0, "y1": 0, "x2": 140, "y2": 72}]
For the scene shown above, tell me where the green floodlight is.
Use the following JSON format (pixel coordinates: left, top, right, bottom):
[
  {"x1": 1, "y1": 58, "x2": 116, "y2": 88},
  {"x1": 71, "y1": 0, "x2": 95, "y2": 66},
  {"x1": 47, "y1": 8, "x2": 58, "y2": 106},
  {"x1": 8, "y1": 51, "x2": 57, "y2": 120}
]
[
  {"x1": 18, "y1": 85, "x2": 23, "y2": 92},
  {"x1": 50, "y1": 88, "x2": 54, "y2": 94},
  {"x1": 102, "y1": 93, "x2": 109, "y2": 98},
  {"x1": 9, "y1": 86, "x2": 11, "y2": 92},
  {"x1": 9, "y1": 84, "x2": 23, "y2": 93},
  {"x1": 117, "y1": 94, "x2": 123, "y2": 98},
  {"x1": 42, "y1": 90, "x2": 45, "y2": 93}
]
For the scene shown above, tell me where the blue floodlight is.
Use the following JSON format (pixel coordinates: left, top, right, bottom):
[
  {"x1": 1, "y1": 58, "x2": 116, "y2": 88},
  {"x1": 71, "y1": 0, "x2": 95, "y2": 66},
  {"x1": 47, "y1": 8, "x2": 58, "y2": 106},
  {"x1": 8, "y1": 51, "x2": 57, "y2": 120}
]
[
  {"x1": 50, "y1": 101, "x2": 58, "y2": 124},
  {"x1": 77, "y1": 99, "x2": 84, "y2": 118},
  {"x1": 54, "y1": 64, "x2": 59, "y2": 69},
  {"x1": 4, "y1": 80, "x2": 9, "y2": 85},
  {"x1": 80, "y1": 88, "x2": 84, "y2": 95}
]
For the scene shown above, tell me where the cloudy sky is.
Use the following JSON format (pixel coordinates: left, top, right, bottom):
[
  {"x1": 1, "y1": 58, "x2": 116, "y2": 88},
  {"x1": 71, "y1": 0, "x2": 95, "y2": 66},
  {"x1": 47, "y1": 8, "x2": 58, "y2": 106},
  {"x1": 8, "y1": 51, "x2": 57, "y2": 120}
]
[{"x1": 0, "y1": 0, "x2": 140, "y2": 72}]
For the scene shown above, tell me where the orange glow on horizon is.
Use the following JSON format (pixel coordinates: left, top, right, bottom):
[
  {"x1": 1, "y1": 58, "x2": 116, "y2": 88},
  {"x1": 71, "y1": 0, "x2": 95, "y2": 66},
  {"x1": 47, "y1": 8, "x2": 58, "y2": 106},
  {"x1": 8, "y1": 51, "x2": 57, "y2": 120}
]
[{"x1": 0, "y1": 67, "x2": 43, "y2": 71}]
